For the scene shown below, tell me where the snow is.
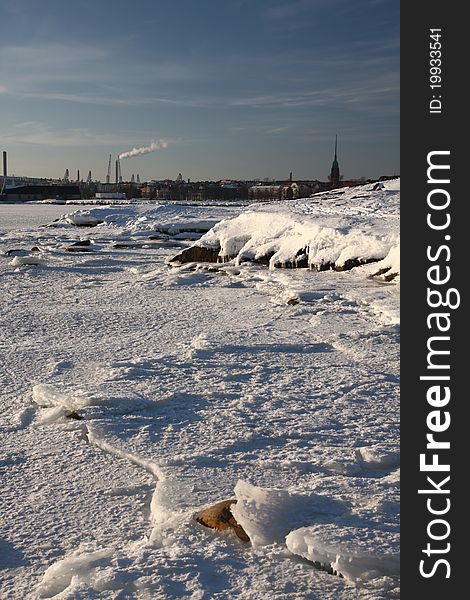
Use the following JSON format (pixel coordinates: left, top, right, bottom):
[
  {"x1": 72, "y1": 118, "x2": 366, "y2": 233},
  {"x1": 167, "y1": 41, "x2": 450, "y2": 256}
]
[
  {"x1": 286, "y1": 523, "x2": 400, "y2": 583},
  {"x1": 36, "y1": 548, "x2": 115, "y2": 598},
  {"x1": 181, "y1": 182, "x2": 400, "y2": 273},
  {"x1": 49, "y1": 203, "x2": 242, "y2": 238},
  {"x1": 32, "y1": 384, "x2": 90, "y2": 411},
  {"x1": 10, "y1": 255, "x2": 47, "y2": 267},
  {"x1": 231, "y1": 480, "x2": 347, "y2": 548},
  {"x1": 0, "y1": 182, "x2": 400, "y2": 599}
]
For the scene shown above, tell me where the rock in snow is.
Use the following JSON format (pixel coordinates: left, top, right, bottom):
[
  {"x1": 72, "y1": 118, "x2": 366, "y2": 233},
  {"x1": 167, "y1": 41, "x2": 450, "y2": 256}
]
[
  {"x1": 169, "y1": 180, "x2": 400, "y2": 277},
  {"x1": 196, "y1": 499, "x2": 250, "y2": 542}
]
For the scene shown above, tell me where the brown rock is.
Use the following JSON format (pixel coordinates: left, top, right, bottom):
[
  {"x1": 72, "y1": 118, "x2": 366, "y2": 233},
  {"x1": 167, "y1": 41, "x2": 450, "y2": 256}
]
[
  {"x1": 336, "y1": 257, "x2": 380, "y2": 271},
  {"x1": 286, "y1": 297, "x2": 300, "y2": 305},
  {"x1": 371, "y1": 266, "x2": 398, "y2": 281},
  {"x1": 66, "y1": 240, "x2": 94, "y2": 252},
  {"x1": 66, "y1": 247, "x2": 94, "y2": 252},
  {"x1": 70, "y1": 239, "x2": 91, "y2": 246},
  {"x1": 170, "y1": 245, "x2": 221, "y2": 264},
  {"x1": 196, "y1": 499, "x2": 250, "y2": 542},
  {"x1": 372, "y1": 266, "x2": 391, "y2": 277},
  {"x1": 112, "y1": 242, "x2": 144, "y2": 249},
  {"x1": 65, "y1": 411, "x2": 83, "y2": 420}
]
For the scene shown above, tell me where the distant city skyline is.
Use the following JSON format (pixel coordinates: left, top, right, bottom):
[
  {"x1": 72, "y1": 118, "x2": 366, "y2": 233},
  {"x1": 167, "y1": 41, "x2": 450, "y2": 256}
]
[{"x1": 0, "y1": 0, "x2": 399, "y2": 182}]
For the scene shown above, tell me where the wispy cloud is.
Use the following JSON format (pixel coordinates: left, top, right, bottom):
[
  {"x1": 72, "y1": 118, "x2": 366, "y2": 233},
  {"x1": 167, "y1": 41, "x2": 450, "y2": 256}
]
[
  {"x1": 4, "y1": 89, "x2": 221, "y2": 108},
  {"x1": 0, "y1": 121, "x2": 167, "y2": 148},
  {"x1": 264, "y1": 0, "x2": 332, "y2": 20},
  {"x1": 0, "y1": 34, "x2": 398, "y2": 117},
  {"x1": 228, "y1": 78, "x2": 399, "y2": 111},
  {"x1": 0, "y1": 42, "x2": 207, "y2": 99}
]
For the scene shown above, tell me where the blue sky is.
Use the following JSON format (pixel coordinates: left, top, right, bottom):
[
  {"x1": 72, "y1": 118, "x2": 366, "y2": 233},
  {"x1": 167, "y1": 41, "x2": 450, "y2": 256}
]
[{"x1": 0, "y1": 0, "x2": 399, "y2": 181}]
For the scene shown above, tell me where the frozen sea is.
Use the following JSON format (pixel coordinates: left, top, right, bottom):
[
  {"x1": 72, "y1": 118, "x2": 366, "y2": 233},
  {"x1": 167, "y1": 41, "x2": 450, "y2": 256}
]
[{"x1": 0, "y1": 185, "x2": 400, "y2": 599}]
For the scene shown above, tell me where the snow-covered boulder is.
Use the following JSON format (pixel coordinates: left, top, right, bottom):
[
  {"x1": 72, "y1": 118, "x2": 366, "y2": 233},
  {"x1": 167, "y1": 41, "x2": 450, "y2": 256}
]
[
  {"x1": 170, "y1": 180, "x2": 400, "y2": 275},
  {"x1": 66, "y1": 212, "x2": 104, "y2": 227}
]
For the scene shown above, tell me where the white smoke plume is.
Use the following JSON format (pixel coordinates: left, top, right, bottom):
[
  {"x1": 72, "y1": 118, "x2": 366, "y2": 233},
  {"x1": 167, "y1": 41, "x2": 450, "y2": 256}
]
[{"x1": 119, "y1": 139, "x2": 168, "y2": 160}]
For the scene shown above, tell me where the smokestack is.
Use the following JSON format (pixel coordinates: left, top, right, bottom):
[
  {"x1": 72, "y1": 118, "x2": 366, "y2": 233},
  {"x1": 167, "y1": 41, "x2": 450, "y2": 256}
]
[
  {"x1": 77, "y1": 170, "x2": 80, "y2": 182},
  {"x1": 3, "y1": 151, "x2": 7, "y2": 178},
  {"x1": 115, "y1": 160, "x2": 118, "y2": 184},
  {"x1": 289, "y1": 171, "x2": 292, "y2": 183}
]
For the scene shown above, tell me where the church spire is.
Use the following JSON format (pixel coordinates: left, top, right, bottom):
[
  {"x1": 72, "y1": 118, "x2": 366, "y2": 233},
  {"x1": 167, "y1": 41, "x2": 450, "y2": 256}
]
[{"x1": 329, "y1": 135, "x2": 340, "y2": 187}]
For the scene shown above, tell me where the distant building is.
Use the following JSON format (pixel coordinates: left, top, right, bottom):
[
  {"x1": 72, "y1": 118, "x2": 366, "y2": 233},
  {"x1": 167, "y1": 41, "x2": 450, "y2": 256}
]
[
  {"x1": 141, "y1": 180, "x2": 248, "y2": 202},
  {"x1": 1, "y1": 184, "x2": 81, "y2": 202},
  {"x1": 249, "y1": 185, "x2": 283, "y2": 201},
  {"x1": 249, "y1": 181, "x2": 317, "y2": 202}
]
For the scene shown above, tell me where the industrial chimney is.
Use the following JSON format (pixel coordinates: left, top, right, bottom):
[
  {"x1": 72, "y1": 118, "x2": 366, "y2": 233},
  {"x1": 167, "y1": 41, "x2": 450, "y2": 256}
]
[{"x1": 3, "y1": 151, "x2": 7, "y2": 179}]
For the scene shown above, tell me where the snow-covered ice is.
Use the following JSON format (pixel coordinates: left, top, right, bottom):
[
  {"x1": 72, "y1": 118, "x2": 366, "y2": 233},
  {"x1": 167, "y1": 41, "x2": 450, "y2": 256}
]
[{"x1": 1, "y1": 183, "x2": 400, "y2": 599}]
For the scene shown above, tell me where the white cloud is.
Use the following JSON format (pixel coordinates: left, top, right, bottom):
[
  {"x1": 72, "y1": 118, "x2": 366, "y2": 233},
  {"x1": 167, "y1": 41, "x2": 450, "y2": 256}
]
[
  {"x1": 228, "y1": 78, "x2": 399, "y2": 110},
  {"x1": 0, "y1": 121, "x2": 167, "y2": 148}
]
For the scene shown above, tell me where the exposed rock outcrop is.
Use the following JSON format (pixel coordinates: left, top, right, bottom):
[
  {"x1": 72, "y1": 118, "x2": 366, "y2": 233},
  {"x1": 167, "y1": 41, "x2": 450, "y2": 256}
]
[
  {"x1": 170, "y1": 243, "x2": 383, "y2": 273},
  {"x1": 66, "y1": 240, "x2": 94, "y2": 252},
  {"x1": 170, "y1": 245, "x2": 222, "y2": 264},
  {"x1": 196, "y1": 499, "x2": 250, "y2": 542},
  {"x1": 372, "y1": 266, "x2": 399, "y2": 282},
  {"x1": 5, "y1": 249, "x2": 30, "y2": 257}
]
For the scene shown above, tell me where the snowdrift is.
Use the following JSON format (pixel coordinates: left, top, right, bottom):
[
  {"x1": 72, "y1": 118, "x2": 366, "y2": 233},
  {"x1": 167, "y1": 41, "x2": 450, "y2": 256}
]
[{"x1": 53, "y1": 203, "x2": 242, "y2": 238}]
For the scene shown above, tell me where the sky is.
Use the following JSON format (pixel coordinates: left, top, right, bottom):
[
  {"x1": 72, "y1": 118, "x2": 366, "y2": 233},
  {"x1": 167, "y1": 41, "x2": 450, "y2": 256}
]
[{"x1": 0, "y1": 0, "x2": 399, "y2": 182}]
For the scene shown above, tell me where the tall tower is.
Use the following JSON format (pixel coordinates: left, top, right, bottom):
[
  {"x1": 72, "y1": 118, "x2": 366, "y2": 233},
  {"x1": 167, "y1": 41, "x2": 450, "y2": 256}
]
[
  {"x1": 115, "y1": 159, "x2": 122, "y2": 184},
  {"x1": 106, "y1": 154, "x2": 112, "y2": 184},
  {"x1": 1, "y1": 151, "x2": 6, "y2": 195},
  {"x1": 329, "y1": 135, "x2": 340, "y2": 188}
]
